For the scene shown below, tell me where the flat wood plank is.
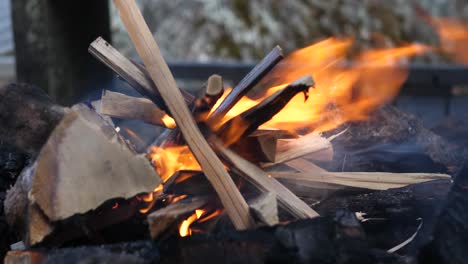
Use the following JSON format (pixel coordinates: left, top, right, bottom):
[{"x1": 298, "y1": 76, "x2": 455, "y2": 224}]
[
  {"x1": 100, "y1": 90, "x2": 174, "y2": 128},
  {"x1": 271, "y1": 171, "x2": 451, "y2": 191}
]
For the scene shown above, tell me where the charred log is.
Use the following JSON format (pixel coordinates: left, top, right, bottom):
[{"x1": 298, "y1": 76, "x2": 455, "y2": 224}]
[
  {"x1": 0, "y1": 83, "x2": 66, "y2": 157},
  {"x1": 324, "y1": 105, "x2": 464, "y2": 174},
  {"x1": 315, "y1": 179, "x2": 451, "y2": 257},
  {"x1": 420, "y1": 164, "x2": 468, "y2": 264},
  {"x1": 159, "y1": 211, "x2": 411, "y2": 264}
]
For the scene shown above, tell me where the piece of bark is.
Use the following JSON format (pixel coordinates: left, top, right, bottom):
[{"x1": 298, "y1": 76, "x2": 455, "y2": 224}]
[
  {"x1": 213, "y1": 141, "x2": 319, "y2": 219},
  {"x1": 262, "y1": 133, "x2": 333, "y2": 167},
  {"x1": 208, "y1": 46, "x2": 284, "y2": 124},
  {"x1": 217, "y1": 76, "x2": 314, "y2": 145},
  {"x1": 271, "y1": 171, "x2": 450, "y2": 191},
  {"x1": 100, "y1": 90, "x2": 174, "y2": 128},
  {"x1": 325, "y1": 105, "x2": 464, "y2": 174},
  {"x1": 4, "y1": 250, "x2": 45, "y2": 264},
  {"x1": 248, "y1": 192, "x2": 279, "y2": 226},
  {"x1": 113, "y1": 0, "x2": 253, "y2": 230},
  {"x1": 147, "y1": 197, "x2": 209, "y2": 240},
  {"x1": 0, "y1": 83, "x2": 66, "y2": 157},
  {"x1": 191, "y1": 74, "x2": 223, "y2": 120},
  {"x1": 89, "y1": 37, "x2": 194, "y2": 111}
]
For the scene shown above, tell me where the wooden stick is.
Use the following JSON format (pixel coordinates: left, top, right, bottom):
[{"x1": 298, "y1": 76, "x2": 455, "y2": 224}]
[
  {"x1": 217, "y1": 75, "x2": 314, "y2": 146},
  {"x1": 113, "y1": 0, "x2": 253, "y2": 230},
  {"x1": 285, "y1": 158, "x2": 327, "y2": 173},
  {"x1": 192, "y1": 74, "x2": 224, "y2": 120},
  {"x1": 265, "y1": 133, "x2": 334, "y2": 166},
  {"x1": 270, "y1": 171, "x2": 451, "y2": 191},
  {"x1": 213, "y1": 140, "x2": 319, "y2": 219},
  {"x1": 100, "y1": 90, "x2": 175, "y2": 128},
  {"x1": 89, "y1": 37, "x2": 194, "y2": 111},
  {"x1": 208, "y1": 46, "x2": 284, "y2": 124}
]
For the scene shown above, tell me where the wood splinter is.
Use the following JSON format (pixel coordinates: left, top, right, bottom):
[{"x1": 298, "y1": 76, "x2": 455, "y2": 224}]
[{"x1": 113, "y1": 0, "x2": 254, "y2": 230}]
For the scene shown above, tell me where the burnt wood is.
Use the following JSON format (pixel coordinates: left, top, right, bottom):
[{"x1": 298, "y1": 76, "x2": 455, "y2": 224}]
[
  {"x1": 422, "y1": 165, "x2": 468, "y2": 264},
  {"x1": 315, "y1": 179, "x2": 451, "y2": 257},
  {"x1": 113, "y1": 0, "x2": 254, "y2": 230},
  {"x1": 208, "y1": 46, "x2": 284, "y2": 124},
  {"x1": 0, "y1": 83, "x2": 66, "y2": 157},
  {"x1": 323, "y1": 105, "x2": 465, "y2": 174},
  {"x1": 217, "y1": 75, "x2": 314, "y2": 146},
  {"x1": 159, "y1": 211, "x2": 409, "y2": 264}
]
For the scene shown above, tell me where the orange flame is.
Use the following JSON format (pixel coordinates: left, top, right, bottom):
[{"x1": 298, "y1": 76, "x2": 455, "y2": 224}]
[
  {"x1": 149, "y1": 146, "x2": 201, "y2": 182},
  {"x1": 138, "y1": 184, "x2": 163, "y2": 214},
  {"x1": 198, "y1": 209, "x2": 223, "y2": 223},
  {"x1": 179, "y1": 209, "x2": 205, "y2": 237},
  {"x1": 431, "y1": 18, "x2": 468, "y2": 65},
  {"x1": 208, "y1": 38, "x2": 428, "y2": 134}
]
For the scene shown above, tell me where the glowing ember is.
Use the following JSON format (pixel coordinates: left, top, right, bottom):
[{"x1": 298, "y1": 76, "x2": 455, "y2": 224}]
[
  {"x1": 162, "y1": 115, "x2": 177, "y2": 129},
  {"x1": 179, "y1": 209, "x2": 205, "y2": 237}
]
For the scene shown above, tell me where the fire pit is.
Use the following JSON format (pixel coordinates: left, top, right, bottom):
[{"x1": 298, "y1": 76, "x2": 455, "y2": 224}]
[{"x1": 1, "y1": 1, "x2": 468, "y2": 264}]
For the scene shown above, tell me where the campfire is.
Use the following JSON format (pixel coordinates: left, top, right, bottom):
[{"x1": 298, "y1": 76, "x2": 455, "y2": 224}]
[{"x1": 2, "y1": 1, "x2": 468, "y2": 264}]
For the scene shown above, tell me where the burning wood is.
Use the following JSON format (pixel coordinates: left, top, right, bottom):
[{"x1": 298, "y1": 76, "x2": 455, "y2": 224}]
[
  {"x1": 113, "y1": 0, "x2": 254, "y2": 230},
  {"x1": 2, "y1": 1, "x2": 466, "y2": 262},
  {"x1": 207, "y1": 46, "x2": 284, "y2": 125},
  {"x1": 147, "y1": 196, "x2": 209, "y2": 240},
  {"x1": 216, "y1": 75, "x2": 314, "y2": 145},
  {"x1": 99, "y1": 90, "x2": 175, "y2": 128}
]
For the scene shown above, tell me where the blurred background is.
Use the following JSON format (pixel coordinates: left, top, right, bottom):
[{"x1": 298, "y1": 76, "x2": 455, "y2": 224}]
[{"x1": 0, "y1": 0, "x2": 468, "y2": 134}]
